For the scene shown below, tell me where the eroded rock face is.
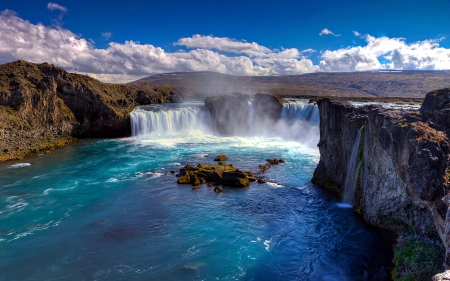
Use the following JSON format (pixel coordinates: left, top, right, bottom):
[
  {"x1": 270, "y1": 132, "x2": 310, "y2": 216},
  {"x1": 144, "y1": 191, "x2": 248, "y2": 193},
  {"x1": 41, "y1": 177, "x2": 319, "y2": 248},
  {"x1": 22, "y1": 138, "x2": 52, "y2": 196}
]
[
  {"x1": 0, "y1": 60, "x2": 187, "y2": 160},
  {"x1": 204, "y1": 93, "x2": 284, "y2": 136},
  {"x1": 312, "y1": 92, "x2": 450, "y2": 266},
  {"x1": 252, "y1": 93, "x2": 283, "y2": 128},
  {"x1": 204, "y1": 93, "x2": 250, "y2": 136}
]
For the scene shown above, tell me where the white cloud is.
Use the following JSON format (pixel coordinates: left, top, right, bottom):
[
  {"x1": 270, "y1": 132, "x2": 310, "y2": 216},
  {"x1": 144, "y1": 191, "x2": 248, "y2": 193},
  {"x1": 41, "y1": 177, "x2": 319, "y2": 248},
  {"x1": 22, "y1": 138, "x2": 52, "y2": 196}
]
[
  {"x1": 319, "y1": 35, "x2": 450, "y2": 71},
  {"x1": 319, "y1": 28, "x2": 341, "y2": 37},
  {"x1": 46, "y1": 2, "x2": 67, "y2": 25},
  {"x1": 0, "y1": 9, "x2": 449, "y2": 83},
  {"x1": 353, "y1": 30, "x2": 361, "y2": 37},
  {"x1": 102, "y1": 32, "x2": 113, "y2": 40},
  {"x1": 47, "y1": 2, "x2": 67, "y2": 13},
  {"x1": 175, "y1": 34, "x2": 272, "y2": 57}
]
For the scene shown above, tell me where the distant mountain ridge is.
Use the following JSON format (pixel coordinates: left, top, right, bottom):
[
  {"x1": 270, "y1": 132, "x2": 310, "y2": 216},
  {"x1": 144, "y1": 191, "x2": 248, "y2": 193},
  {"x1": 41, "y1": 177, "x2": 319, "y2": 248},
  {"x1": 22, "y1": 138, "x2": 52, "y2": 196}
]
[{"x1": 132, "y1": 70, "x2": 450, "y2": 98}]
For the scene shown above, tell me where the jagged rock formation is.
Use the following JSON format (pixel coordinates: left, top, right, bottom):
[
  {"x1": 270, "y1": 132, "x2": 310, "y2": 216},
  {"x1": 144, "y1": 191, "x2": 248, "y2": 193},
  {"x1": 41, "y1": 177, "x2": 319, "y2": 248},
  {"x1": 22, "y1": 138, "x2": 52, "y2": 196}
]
[
  {"x1": 204, "y1": 92, "x2": 284, "y2": 135},
  {"x1": 0, "y1": 60, "x2": 188, "y2": 161},
  {"x1": 312, "y1": 89, "x2": 450, "y2": 274}
]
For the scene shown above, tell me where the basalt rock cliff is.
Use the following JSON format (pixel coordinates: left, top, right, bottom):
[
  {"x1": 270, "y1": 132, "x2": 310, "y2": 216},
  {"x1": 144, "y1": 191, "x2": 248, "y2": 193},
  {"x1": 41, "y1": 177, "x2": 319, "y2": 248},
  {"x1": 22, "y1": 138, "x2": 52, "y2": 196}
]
[
  {"x1": 204, "y1": 93, "x2": 284, "y2": 135},
  {"x1": 312, "y1": 89, "x2": 450, "y2": 275},
  {"x1": 0, "y1": 60, "x2": 187, "y2": 161}
]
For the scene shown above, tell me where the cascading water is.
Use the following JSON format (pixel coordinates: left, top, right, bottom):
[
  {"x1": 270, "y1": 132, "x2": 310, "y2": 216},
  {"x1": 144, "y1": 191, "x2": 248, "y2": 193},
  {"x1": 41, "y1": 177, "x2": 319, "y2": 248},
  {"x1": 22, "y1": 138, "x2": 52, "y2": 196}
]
[
  {"x1": 342, "y1": 128, "x2": 363, "y2": 206},
  {"x1": 130, "y1": 99, "x2": 321, "y2": 147},
  {"x1": 130, "y1": 102, "x2": 213, "y2": 137},
  {"x1": 280, "y1": 101, "x2": 320, "y2": 126}
]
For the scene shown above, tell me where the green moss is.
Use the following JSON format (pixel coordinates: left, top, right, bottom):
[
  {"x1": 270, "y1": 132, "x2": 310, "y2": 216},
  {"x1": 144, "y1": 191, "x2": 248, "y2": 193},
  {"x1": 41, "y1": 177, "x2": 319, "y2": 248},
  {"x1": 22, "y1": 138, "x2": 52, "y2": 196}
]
[
  {"x1": 392, "y1": 235, "x2": 444, "y2": 281},
  {"x1": 311, "y1": 177, "x2": 342, "y2": 197}
]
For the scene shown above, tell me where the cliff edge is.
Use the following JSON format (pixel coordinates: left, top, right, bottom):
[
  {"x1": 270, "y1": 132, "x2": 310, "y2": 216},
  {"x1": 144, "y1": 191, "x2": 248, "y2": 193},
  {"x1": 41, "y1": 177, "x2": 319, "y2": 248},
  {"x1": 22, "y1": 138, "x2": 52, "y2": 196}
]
[
  {"x1": 0, "y1": 60, "x2": 187, "y2": 161},
  {"x1": 312, "y1": 89, "x2": 450, "y2": 279}
]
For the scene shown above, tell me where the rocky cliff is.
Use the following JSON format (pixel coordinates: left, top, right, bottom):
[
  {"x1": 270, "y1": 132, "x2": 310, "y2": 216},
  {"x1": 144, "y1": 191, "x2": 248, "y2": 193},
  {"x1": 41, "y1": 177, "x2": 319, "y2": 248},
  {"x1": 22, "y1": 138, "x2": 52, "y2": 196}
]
[
  {"x1": 204, "y1": 93, "x2": 284, "y2": 136},
  {"x1": 0, "y1": 60, "x2": 187, "y2": 161},
  {"x1": 312, "y1": 90, "x2": 450, "y2": 278}
]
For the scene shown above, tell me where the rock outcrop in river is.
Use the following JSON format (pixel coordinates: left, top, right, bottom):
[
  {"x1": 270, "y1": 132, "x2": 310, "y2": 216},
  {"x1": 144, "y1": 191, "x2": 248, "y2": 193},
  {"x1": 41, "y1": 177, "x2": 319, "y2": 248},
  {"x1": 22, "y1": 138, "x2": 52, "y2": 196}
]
[
  {"x1": 204, "y1": 92, "x2": 284, "y2": 135},
  {"x1": 0, "y1": 60, "x2": 188, "y2": 161},
  {"x1": 312, "y1": 89, "x2": 450, "y2": 278}
]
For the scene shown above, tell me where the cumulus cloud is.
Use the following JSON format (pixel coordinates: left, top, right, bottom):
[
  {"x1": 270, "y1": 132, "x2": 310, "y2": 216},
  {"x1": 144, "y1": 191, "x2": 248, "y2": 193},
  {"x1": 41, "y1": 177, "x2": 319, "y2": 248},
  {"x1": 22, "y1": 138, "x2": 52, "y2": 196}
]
[
  {"x1": 319, "y1": 35, "x2": 450, "y2": 71},
  {"x1": 0, "y1": 9, "x2": 449, "y2": 83},
  {"x1": 102, "y1": 32, "x2": 113, "y2": 40},
  {"x1": 353, "y1": 30, "x2": 362, "y2": 37},
  {"x1": 174, "y1": 34, "x2": 306, "y2": 60},
  {"x1": 0, "y1": 11, "x2": 318, "y2": 82},
  {"x1": 319, "y1": 28, "x2": 341, "y2": 37}
]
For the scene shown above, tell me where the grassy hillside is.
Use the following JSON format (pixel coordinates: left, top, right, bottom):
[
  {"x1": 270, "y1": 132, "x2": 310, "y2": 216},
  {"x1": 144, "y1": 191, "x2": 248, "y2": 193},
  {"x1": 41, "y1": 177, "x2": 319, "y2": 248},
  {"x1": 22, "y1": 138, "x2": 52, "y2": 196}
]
[{"x1": 132, "y1": 70, "x2": 450, "y2": 99}]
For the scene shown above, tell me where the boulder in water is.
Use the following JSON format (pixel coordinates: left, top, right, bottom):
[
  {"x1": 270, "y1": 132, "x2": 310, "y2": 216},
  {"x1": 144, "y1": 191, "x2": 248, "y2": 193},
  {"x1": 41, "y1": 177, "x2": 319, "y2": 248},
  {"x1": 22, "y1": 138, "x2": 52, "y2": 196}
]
[
  {"x1": 257, "y1": 178, "x2": 267, "y2": 183},
  {"x1": 222, "y1": 171, "x2": 250, "y2": 187},
  {"x1": 177, "y1": 175, "x2": 191, "y2": 184},
  {"x1": 214, "y1": 154, "x2": 228, "y2": 161},
  {"x1": 266, "y1": 158, "x2": 285, "y2": 165},
  {"x1": 214, "y1": 187, "x2": 223, "y2": 193}
]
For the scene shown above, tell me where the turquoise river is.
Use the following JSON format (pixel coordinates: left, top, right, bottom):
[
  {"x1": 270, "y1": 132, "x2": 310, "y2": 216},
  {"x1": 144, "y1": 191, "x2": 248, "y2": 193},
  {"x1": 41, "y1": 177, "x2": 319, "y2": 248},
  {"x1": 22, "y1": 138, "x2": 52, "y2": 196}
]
[{"x1": 0, "y1": 101, "x2": 393, "y2": 280}]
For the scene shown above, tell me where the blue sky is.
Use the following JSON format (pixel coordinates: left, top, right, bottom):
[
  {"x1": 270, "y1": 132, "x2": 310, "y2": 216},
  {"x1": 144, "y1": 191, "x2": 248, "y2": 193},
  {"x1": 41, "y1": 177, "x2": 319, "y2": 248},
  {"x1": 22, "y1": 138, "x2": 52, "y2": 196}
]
[{"x1": 1, "y1": 0, "x2": 450, "y2": 82}]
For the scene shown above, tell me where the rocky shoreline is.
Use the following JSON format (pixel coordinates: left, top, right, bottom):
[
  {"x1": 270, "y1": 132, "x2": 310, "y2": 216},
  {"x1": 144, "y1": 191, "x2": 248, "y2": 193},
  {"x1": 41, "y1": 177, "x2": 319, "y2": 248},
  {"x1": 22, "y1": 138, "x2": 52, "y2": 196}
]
[{"x1": 0, "y1": 60, "x2": 188, "y2": 161}]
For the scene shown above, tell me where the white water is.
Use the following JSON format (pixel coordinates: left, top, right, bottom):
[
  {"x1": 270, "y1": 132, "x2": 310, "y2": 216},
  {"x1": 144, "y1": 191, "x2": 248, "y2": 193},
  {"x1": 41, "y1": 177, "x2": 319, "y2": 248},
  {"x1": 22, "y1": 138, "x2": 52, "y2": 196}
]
[
  {"x1": 130, "y1": 100, "x2": 320, "y2": 147},
  {"x1": 342, "y1": 129, "x2": 363, "y2": 205},
  {"x1": 131, "y1": 102, "x2": 213, "y2": 137}
]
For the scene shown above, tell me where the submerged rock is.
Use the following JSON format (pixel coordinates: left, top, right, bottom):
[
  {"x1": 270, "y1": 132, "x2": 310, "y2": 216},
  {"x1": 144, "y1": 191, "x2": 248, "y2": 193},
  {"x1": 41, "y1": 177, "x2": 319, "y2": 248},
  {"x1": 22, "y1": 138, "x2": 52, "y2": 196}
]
[{"x1": 266, "y1": 158, "x2": 285, "y2": 165}]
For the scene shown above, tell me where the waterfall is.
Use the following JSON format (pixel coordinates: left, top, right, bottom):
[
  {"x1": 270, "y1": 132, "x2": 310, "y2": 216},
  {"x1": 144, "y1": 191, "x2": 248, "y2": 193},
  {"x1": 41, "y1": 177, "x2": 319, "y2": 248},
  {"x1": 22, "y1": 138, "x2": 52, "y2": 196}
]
[
  {"x1": 342, "y1": 129, "x2": 363, "y2": 205},
  {"x1": 130, "y1": 100, "x2": 320, "y2": 146},
  {"x1": 130, "y1": 103, "x2": 213, "y2": 137},
  {"x1": 274, "y1": 101, "x2": 320, "y2": 146},
  {"x1": 280, "y1": 102, "x2": 320, "y2": 126},
  {"x1": 247, "y1": 101, "x2": 255, "y2": 135}
]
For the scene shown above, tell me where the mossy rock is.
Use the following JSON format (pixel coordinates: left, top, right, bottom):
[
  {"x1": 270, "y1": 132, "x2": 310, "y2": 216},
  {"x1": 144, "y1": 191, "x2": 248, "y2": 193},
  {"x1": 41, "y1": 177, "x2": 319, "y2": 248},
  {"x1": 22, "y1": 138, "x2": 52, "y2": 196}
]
[
  {"x1": 177, "y1": 175, "x2": 191, "y2": 184},
  {"x1": 214, "y1": 154, "x2": 228, "y2": 161},
  {"x1": 392, "y1": 235, "x2": 445, "y2": 281}
]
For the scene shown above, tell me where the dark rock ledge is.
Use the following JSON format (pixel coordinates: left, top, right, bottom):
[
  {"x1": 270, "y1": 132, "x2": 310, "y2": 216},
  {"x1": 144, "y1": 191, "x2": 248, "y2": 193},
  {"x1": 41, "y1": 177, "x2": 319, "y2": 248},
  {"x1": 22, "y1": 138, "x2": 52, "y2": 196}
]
[{"x1": 312, "y1": 89, "x2": 450, "y2": 279}]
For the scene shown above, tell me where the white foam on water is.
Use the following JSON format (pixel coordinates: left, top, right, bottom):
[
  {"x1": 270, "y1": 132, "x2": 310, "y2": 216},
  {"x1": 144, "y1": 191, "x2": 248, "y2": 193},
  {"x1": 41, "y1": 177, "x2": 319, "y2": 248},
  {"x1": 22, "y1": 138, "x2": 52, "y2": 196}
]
[
  {"x1": 43, "y1": 181, "x2": 79, "y2": 195},
  {"x1": 266, "y1": 182, "x2": 283, "y2": 188},
  {"x1": 336, "y1": 203, "x2": 353, "y2": 209},
  {"x1": 264, "y1": 238, "x2": 272, "y2": 251},
  {"x1": 8, "y1": 163, "x2": 31, "y2": 168}
]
